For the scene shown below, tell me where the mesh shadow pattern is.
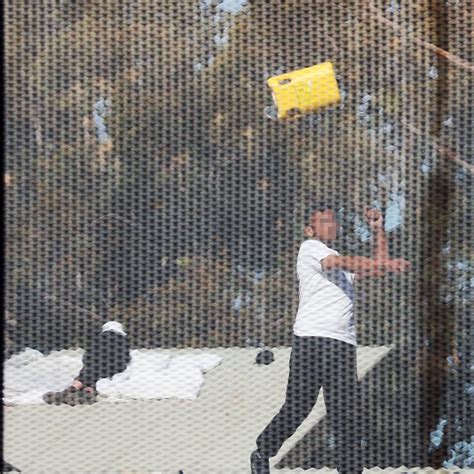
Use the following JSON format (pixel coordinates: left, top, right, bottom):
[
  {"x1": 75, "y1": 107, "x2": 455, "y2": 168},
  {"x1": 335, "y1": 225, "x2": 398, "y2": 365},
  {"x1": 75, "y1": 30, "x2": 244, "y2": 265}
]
[{"x1": 4, "y1": 0, "x2": 473, "y2": 472}]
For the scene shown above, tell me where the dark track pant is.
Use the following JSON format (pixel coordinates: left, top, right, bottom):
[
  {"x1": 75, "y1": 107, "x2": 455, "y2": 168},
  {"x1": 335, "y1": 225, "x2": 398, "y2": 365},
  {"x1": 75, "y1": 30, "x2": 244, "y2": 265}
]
[
  {"x1": 256, "y1": 335, "x2": 363, "y2": 474},
  {"x1": 77, "y1": 330, "x2": 131, "y2": 388}
]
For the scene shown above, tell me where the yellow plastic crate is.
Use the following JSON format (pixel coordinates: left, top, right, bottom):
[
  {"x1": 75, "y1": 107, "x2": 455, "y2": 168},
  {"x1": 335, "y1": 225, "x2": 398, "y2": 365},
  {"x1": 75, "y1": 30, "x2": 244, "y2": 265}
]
[{"x1": 267, "y1": 62, "x2": 341, "y2": 119}]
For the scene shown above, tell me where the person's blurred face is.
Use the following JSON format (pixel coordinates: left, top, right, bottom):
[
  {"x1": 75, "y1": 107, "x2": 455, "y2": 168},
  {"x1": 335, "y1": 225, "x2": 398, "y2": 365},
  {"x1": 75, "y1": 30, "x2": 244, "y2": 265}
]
[{"x1": 306, "y1": 209, "x2": 339, "y2": 241}]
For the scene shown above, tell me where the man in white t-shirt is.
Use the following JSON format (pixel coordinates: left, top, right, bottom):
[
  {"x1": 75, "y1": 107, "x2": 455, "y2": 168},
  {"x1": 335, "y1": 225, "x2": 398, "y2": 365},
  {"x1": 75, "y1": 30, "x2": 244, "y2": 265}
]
[{"x1": 251, "y1": 204, "x2": 411, "y2": 474}]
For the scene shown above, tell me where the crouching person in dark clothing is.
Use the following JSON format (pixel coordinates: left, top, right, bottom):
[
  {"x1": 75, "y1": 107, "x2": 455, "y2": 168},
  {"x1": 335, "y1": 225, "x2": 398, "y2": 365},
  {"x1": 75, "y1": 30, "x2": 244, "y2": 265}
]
[{"x1": 43, "y1": 321, "x2": 131, "y2": 406}]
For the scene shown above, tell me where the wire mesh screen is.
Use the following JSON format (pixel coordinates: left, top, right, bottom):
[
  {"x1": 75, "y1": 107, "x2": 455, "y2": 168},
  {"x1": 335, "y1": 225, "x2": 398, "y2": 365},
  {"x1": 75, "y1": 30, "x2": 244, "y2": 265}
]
[{"x1": 4, "y1": 0, "x2": 473, "y2": 472}]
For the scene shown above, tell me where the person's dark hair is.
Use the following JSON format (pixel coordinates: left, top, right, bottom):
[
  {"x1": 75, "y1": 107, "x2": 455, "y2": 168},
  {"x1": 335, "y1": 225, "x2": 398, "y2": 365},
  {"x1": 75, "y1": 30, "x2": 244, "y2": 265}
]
[{"x1": 303, "y1": 201, "x2": 338, "y2": 225}]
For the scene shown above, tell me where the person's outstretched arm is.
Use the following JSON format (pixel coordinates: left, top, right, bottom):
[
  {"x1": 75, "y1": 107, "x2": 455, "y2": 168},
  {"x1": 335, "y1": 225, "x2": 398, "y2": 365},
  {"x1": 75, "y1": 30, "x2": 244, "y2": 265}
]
[
  {"x1": 322, "y1": 208, "x2": 411, "y2": 277},
  {"x1": 321, "y1": 254, "x2": 410, "y2": 277}
]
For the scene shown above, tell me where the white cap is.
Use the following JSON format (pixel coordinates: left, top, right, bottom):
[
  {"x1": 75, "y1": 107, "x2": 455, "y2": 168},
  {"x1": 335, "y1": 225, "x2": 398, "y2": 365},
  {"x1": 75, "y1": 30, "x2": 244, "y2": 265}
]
[{"x1": 102, "y1": 321, "x2": 127, "y2": 336}]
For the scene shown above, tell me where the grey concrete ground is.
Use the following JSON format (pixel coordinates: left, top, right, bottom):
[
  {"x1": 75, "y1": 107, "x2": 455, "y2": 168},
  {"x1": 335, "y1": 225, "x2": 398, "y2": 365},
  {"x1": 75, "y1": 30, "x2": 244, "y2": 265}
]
[{"x1": 3, "y1": 347, "x2": 472, "y2": 474}]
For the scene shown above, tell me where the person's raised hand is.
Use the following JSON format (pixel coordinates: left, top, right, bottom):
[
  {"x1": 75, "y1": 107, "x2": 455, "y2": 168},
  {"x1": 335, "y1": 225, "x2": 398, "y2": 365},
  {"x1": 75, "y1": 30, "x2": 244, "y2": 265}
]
[{"x1": 365, "y1": 208, "x2": 384, "y2": 231}]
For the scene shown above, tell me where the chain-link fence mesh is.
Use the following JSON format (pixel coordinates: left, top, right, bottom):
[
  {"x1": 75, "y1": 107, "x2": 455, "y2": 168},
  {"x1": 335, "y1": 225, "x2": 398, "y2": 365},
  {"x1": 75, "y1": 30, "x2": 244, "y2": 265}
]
[{"x1": 4, "y1": 0, "x2": 473, "y2": 472}]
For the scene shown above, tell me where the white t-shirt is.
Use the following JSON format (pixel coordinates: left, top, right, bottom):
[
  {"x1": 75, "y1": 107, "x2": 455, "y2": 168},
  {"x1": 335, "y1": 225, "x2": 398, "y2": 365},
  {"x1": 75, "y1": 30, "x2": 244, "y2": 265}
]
[{"x1": 293, "y1": 239, "x2": 357, "y2": 346}]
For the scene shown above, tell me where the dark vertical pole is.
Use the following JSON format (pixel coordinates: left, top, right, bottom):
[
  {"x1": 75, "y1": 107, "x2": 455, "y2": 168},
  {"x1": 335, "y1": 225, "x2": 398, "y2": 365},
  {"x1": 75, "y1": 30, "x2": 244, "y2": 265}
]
[{"x1": 418, "y1": 0, "x2": 455, "y2": 467}]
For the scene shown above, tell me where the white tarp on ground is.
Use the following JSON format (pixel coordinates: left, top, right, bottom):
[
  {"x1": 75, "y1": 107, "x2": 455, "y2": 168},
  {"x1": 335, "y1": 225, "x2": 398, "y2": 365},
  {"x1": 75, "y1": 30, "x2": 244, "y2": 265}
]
[{"x1": 3, "y1": 348, "x2": 222, "y2": 405}]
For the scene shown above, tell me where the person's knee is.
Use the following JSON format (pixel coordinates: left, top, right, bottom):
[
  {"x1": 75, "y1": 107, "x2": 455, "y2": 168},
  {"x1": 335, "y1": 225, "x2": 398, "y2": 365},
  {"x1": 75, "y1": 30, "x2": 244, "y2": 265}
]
[{"x1": 282, "y1": 398, "x2": 316, "y2": 423}]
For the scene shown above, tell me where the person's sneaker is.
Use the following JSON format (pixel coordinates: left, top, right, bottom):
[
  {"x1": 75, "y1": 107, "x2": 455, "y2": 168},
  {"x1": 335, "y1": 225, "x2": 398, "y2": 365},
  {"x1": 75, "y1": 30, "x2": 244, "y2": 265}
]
[
  {"x1": 43, "y1": 387, "x2": 97, "y2": 406},
  {"x1": 43, "y1": 386, "x2": 78, "y2": 405},
  {"x1": 2, "y1": 459, "x2": 22, "y2": 472},
  {"x1": 250, "y1": 449, "x2": 270, "y2": 474},
  {"x1": 77, "y1": 388, "x2": 98, "y2": 405}
]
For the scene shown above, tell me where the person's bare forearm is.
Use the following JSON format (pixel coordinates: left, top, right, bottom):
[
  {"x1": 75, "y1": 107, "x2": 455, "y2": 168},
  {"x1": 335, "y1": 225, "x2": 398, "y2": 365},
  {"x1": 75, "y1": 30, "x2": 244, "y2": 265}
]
[
  {"x1": 323, "y1": 255, "x2": 390, "y2": 276},
  {"x1": 374, "y1": 228, "x2": 389, "y2": 260},
  {"x1": 321, "y1": 207, "x2": 412, "y2": 278}
]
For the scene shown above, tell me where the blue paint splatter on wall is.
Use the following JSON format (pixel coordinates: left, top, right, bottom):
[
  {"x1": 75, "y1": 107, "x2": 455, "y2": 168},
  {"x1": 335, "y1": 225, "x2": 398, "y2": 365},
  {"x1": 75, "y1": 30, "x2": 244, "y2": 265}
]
[
  {"x1": 429, "y1": 417, "x2": 448, "y2": 451},
  {"x1": 199, "y1": 0, "x2": 213, "y2": 10},
  {"x1": 353, "y1": 214, "x2": 371, "y2": 242},
  {"x1": 233, "y1": 294, "x2": 242, "y2": 310},
  {"x1": 357, "y1": 95, "x2": 372, "y2": 122},
  {"x1": 428, "y1": 65, "x2": 439, "y2": 79},
  {"x1": 232, "y1": 292, "x2": 252, "y2": 311},
  {"x1": 214, "y1": 30, "x2": 230, "y2": 45},
  {"x1": 443, "y1": 436, "x2": 474, "y2": 468},
  {"x1": 216, "y1": 0, "x2": 248, "y2": 14},
  {"x1": 196, "y1": 1, "x2": 248, "y2": 73},
  {"x1": 385, "y1": 192, "x2": 405, "y2": 231},
  {"x1": 420, "y1": 159, "x2": 432, "y2": 173},
  {"x1": 252, "y1": 270, "x2": 265, "y2": 284},
  {"x1": 442, "y1": 241, "x2": 451, "y2": 255},
  {"x1": 443, "y1": 116, "x2": 453, "y2": 127},
  {"x1": 386, "y1": 0, "x2": 400, "y2": 13},
  {"x1": 93, "y1": 97, "x2": 111, "y2": 143},
  {"x1": 464, "y1": 383, "x2": 474, "y2": 397}
]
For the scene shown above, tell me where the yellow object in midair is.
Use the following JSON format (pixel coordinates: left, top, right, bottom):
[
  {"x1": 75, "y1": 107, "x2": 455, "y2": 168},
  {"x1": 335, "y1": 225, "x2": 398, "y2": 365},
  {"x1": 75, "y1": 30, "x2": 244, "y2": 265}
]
[{"x1": 267, "y1": 62, "x2": 341, "y2": 119}]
